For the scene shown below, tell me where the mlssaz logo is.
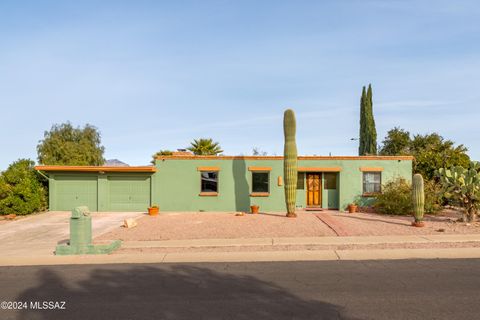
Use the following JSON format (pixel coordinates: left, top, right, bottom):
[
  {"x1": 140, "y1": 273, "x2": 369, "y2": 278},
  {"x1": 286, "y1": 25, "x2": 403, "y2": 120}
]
[{"x1": 30, "y1": 301, "x2": 66, "y2": 310}]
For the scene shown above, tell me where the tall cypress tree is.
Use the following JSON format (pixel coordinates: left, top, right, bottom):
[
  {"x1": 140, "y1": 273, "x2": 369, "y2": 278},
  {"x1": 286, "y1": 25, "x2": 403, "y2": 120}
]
[
  {"x1": 366, "y1": 84, "x2": 377, "y2": 154},
  {"x1": 359, "y1": 84, "x2": 377, "y2": 155},
  {"x1": 358, "y1": 86, "x2": 367, "y2": 155}
]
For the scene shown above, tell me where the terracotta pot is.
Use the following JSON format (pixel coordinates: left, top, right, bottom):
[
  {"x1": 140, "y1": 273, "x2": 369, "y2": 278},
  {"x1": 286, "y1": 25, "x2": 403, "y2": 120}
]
[
  {"x1": 250, "y1": 205, "x2": 259, "y2": 214},
  {"x1": 348, "y1": 204, "x2": 357, "y2": 213},
  {"x1": 411, "y1": 221, "x2": 425, "y2": 227},
  {"x1": 148, "y1": 207, "x2": 159, "y2": 216}
]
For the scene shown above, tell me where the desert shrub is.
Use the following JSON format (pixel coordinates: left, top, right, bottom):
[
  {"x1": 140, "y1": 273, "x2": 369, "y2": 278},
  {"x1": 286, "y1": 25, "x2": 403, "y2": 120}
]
[
  {"x1": 374, "y1": 178, "x2": 412, "y2": 215},
  {"x1": 0, "y1": 159, "x2": 46, "y2": 215},
  {"x1": 374, "y1": 177, "x2": 442, "y2": 215},
  {"x1": 424, "y1": 180, "x2": 443, "y2": 214}
]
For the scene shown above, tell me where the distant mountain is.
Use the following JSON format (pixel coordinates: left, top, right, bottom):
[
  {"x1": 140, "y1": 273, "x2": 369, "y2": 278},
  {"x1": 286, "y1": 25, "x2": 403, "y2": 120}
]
[{"x1": 104, "y1": 159, "x2": 129, "y2": 167}]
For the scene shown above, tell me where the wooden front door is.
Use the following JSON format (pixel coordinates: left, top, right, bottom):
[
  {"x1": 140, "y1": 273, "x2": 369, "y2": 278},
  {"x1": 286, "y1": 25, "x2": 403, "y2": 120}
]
[{"x1": 306, "y1": 173, "x2": 322, "y2": 207}]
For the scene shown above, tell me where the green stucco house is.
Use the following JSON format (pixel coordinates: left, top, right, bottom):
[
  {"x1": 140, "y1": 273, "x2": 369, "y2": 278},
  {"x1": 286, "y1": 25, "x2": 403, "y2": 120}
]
[{"x1": 36, "y1": 154, "x2": 413, "y2": 212}]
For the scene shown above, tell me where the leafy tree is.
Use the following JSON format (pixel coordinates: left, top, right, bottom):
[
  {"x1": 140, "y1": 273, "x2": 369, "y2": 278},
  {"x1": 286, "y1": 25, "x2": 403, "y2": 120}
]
[
  {"x1": 151, "y1": 150, "x2": 173, "y2": 164},
  {"x1": 0, "y1": 159, "x2": 46, "y2": 215},
  {"x1": 359, "y1": 84, "x2": 377, "y2": 155},
  {"x1": 379, "y1": 127, "x2": 411, "y2": 155},
  {"x1": 411, "y1": 133, "x2": 470, "y2": 180},
  {"x1": 187, "y1": 138, "x2": 223, "y2": 155},
  {"x1": 37, "y1": 122, "x2": 105, "y2": 165},
  {"x1": 379, "y1": 128, "x2": 470, "y2": 180}
]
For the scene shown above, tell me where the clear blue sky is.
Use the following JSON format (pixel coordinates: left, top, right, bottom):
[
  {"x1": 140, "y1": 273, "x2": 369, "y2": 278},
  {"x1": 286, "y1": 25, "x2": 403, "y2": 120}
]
[{"x1": 1, "y1": 0, "x2": 479, "y2": 169}]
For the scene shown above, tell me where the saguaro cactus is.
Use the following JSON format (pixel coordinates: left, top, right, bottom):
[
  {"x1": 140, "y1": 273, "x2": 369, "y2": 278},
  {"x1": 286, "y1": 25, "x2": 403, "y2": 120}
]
[
  {"x1": 283, "y1": 109, "x2": 298, "y2": 218},
  {"x1": 412, "y1": 173, "x2": 425, "y2": 227}
]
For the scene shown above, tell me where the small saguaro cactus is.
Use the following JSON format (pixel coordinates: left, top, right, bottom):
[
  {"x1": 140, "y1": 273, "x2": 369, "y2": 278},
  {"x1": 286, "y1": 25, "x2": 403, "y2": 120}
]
[
  {"x1": 412, "y1": 173, "x2": 425, "y2": 227},
  {"x1": 283, "y1": 109, "x2": 298, "y2": 218}
]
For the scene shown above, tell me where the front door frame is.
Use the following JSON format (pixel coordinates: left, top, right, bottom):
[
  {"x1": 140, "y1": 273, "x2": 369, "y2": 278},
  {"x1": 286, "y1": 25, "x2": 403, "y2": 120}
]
[{"x1": 306, "y1": 172, "x2": 322, "y2": 208}]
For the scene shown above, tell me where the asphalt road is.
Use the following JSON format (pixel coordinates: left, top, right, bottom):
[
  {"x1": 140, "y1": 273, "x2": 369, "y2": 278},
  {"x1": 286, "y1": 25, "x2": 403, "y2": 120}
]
[{"x1": 1, "y1": 259, "x2": 479, "y2": 320}]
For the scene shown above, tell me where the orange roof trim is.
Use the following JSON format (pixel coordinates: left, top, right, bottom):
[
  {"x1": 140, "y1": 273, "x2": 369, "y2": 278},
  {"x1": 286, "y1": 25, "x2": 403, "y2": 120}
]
[
  {"x1": 157, "y1": 155, "x2": 413, "y2": 161},
  {"x1": 298, "y1": 167, "x2": 342, "y2": 172},
  {"x1": 35, "y1": 166, "x2": 157, "y2": 173},
  {"x1": 197, "y1": 166, "x2": 221, "y2": 171},
  {"x1": 248, "y1": 166, "x2": 272, "y2": 171},
  {"x1": 359, "y1": 167, "x2": 384, "y2": 172}
]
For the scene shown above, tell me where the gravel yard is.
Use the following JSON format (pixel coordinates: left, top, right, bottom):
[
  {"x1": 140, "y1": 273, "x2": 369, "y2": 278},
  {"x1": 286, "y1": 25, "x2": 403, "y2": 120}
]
[
  {"x1": 96, "y1": 209, "x2": 480, "y2": 242},
  {"x1": 97, "y1": 212, "x2": 337, "y2": 241},
  {"x1": 331, "y1": 210, "x2": 480, "y2": 236}
]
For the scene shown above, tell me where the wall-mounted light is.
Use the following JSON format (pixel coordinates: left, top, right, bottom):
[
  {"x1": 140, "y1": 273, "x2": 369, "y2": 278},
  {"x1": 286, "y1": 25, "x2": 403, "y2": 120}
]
[{"x1": 277, "y1": 176, "x2": 283, "y2": 186}]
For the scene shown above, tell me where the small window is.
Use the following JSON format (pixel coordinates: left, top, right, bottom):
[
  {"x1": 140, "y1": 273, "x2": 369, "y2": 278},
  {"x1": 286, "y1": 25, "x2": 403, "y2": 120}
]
[
  {"x1": 297, "y1": 172, "x2": 305, "y2": 189},
  {"x1": 324, "y1": 173, "x2": 337, "y2": 190},
  {"x1": 252, "y1": 172, "x2": 269, "y2": 193},
  {"x1": 363, "y1": 172, "x2": 381, "y2": 194},
  {"x1": 201, "y1": 171, "x2": 218, "y2": 193}
]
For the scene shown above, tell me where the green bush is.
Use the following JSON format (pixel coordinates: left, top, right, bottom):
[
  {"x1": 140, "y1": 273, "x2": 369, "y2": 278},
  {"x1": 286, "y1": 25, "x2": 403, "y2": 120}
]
[
  {"x1": 374, "y1": 178, "x2": 412, "y2": 215},
  {"x1": 0, "y1": 159, "x2": 46, "y2": 215},
  {"x1": 374, "y1": 177, "x2": 442, "y2": 215},
  {"x1": 424, "y1": 180, "x2": 443, "y2": 214}
]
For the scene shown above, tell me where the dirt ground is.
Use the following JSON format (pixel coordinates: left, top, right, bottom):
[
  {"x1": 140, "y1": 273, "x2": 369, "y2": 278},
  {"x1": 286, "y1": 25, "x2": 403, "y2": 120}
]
[
  {"x1": 332, "y1": 209, "x2": 480, "y2": 236},
  {"x1": 97, "y1": 209, "x2": 480, "y2": 241},
  {"x1": 97, "y1": 212, "x2": 337, "y2": 241}
]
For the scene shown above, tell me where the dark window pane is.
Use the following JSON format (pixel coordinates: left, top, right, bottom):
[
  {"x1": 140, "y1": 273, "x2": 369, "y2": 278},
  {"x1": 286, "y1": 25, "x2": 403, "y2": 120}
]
[
  {"x1": 324, "y1": 173, "x2": 337, "y2": 190},
  {"x1": 297, "y1": 172, "x2": 305, "y2": 189},
  {"x1": 362, "y1": 172, "x2": 381, "y2": 194},
  {"x1": 252, "y1": 172, "x2": 269, "y2": 193},
  {"x1": 201, "y1": 171, "x2": 218, "y2": 192}
]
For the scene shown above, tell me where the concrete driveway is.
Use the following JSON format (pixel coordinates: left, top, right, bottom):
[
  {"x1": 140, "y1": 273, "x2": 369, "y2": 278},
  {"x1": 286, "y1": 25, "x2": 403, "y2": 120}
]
[{"x1": 0, "y1": 211, "x2": 143, "y2": 257}]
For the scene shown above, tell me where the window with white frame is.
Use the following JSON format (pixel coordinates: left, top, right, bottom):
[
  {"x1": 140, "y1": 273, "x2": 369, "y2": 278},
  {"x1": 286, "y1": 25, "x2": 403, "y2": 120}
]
[{"x1": 363, "y1": 172, "x2": 381, "y2": 194}]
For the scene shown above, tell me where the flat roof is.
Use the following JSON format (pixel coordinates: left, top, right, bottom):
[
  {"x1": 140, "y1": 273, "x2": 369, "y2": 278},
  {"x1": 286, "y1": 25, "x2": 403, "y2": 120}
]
[
  {"x1": 35, "y1": 166, "x2": 157, "y2": 173},
  {"x1": 156, "y1": 155, "x2": 414, "y2": 161}
]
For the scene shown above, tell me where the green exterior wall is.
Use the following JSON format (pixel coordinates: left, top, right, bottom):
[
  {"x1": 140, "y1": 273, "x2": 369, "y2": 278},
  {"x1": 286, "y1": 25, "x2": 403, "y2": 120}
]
[
  {"x1": 48, "y1": 172, "x2": 154, "y2": 212},
  {"x1": 153, "y1": 157, "x2": 412, "y2": 212},
  {"x1": 46, "y1": 157, "x2": 412, "y2": 212},
  {"x1": 51, "y1": 175, "x2": 99, "y2": 211}
]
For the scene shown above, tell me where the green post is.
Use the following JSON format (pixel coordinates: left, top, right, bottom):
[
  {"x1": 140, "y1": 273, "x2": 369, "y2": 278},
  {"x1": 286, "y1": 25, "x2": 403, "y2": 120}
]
[
  {"x1": 283, "y1": 109, "x2": 298, "y2": 218},
  {"x1": 69, "y1": 206, "x2": 92, "y2": 247},
  {"x1": 55, "y1": 206, "x2": 122, "y2": 255}
]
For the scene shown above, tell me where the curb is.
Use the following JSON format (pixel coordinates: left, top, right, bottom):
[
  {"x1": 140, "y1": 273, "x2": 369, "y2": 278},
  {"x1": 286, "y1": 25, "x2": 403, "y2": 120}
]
[
  {"x1": 1, "y1": 248, "x2": 480, "y2": 266},
  {"x1": 120, "y1": 234, "x2": 480, "y2": 249}
]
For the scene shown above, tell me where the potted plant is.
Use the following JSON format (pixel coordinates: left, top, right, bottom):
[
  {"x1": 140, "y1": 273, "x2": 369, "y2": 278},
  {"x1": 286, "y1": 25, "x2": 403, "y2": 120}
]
[
  {"x1": 347, "y1": 203, "x2": 357, "y2": 213},
  {"x1": 148, "y1": 205, "x2": 159, "y2": 216},
  {"x1": 250, "y1": 204, "x2": 260, "y2": 214}
]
